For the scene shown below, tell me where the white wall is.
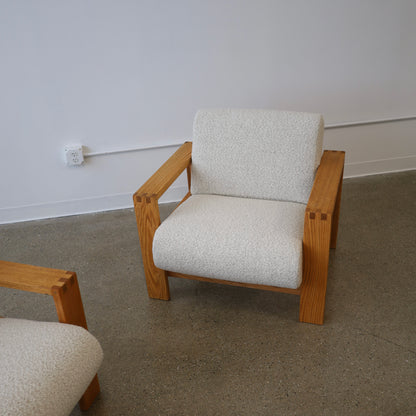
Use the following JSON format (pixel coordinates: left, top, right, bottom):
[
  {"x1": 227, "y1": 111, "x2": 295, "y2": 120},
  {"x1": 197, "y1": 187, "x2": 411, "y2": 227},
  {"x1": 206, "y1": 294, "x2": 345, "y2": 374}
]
[{"x1": 1, "y1": 0, "x2": 415, "y2": 223}]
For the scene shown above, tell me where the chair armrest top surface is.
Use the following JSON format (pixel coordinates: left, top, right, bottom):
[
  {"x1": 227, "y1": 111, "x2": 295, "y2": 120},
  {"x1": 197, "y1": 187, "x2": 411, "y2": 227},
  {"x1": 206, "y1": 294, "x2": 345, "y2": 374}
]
[
  {"x1": 134, "y1": 141, "x2": 192, "y2": 201},
  {"x1": 0, "y1": 260, "x2": 72, "y2": 295},
  {"x1": 306, "y1": 150, "x2": 345, "y2": 218}
]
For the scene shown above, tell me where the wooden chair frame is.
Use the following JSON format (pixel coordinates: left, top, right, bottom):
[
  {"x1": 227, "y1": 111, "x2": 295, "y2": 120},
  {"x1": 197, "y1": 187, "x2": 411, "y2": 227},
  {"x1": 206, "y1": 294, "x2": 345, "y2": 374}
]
[
  {"x1": 0, "y1": 260, "x2": 101, "y2": 410},
  {"x1": 133, "y1": 142, "x2": 345, "y2": 325}
]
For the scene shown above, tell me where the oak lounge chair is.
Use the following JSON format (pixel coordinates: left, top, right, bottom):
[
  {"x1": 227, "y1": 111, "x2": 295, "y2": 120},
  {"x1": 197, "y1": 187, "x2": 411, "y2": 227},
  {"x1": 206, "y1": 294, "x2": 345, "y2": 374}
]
[
  {"x1": 0, "y1": 261, "x2": 103, "y2": 416},
  {"x1": 134, "y1": 109, "x2": 345, "y2": 324}
]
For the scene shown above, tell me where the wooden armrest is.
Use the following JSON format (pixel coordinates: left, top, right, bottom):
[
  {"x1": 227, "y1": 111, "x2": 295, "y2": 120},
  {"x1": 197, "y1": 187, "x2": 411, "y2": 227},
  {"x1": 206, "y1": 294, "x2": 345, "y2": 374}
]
[
  {"x1": 0, "y1": 260, "x2": 88, "y2": 329},
  {"x1": 0, "y1": 260, "x2": 72, "y2": 295},
  {"x1": 133, "y1": 141, "x2": 192, "y2": 202},
  {"x1": 305, "y1": 150, "x2": 345, "y2": 219}
]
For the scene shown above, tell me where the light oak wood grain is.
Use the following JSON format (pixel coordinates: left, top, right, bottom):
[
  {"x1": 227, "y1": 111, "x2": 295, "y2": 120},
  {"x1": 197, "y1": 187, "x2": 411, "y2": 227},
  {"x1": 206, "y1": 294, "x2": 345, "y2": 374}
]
[
  {"x1": 299, "y1": 213, "x2": 332, "y2": 324},
  {"x1": 134, "y1": 195, "x2": 170, "y2": 300},
  {"x1": 51, "y1": 272, "x2": 88, "y2": 329},
  {"x1": 305, "y1": 150, "x2": 345, "y2": 218},
  {"x1": 133, "y1": 142, "x2": 193, "y2": 300},
  {"x1": 79, "y1": 375, "x2": 101, "y2": 411},
  {"x1": 133, "y1": 141, "x2": 192, "y2": 201},
  {"x1": 299, "y1": 150, "x2": 345, "y2": 324},
  {"x1": 0, "y1": 260, "x2": 70, "y2": 295}
]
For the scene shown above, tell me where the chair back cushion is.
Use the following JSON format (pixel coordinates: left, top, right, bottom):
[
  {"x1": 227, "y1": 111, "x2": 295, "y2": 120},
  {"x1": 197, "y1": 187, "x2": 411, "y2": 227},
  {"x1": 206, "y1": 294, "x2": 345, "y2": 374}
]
[{"x1": 191, "y1": 109, "x2": 324, "y2": 204}]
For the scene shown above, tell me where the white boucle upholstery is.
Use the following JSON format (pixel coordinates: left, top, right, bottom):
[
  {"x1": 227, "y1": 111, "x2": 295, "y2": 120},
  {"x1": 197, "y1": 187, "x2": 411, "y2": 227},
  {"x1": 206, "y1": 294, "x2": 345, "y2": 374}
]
[
  {"x1": 191, "y1": 109, "x2": 323, "y2": 204},
  {"x1": 0, "y1": 318, "x2": 103, "y2": 416},
  {"x1": 153, "y1": 194, "x2": 305, "y2": 289}
]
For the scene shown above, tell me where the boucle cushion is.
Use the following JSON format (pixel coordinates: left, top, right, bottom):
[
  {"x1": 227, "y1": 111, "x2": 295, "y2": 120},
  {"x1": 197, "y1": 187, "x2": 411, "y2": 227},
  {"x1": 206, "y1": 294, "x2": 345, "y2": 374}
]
[
  {"x1": 191, "y1": 109, "x2": 323, "y2": 204},
  {"x1": 153, "y1": 194, "x2": 305, "y2": 289},
  {"x1": 0, "y1": 318, "x2": 103, "y2": 416}
]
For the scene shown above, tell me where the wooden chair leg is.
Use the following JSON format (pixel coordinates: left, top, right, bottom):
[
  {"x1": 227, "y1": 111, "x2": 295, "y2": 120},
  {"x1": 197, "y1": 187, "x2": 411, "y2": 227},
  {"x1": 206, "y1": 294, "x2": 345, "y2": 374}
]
[
  {"x1": 79, "y1": 375, "x2": 101, "y2": 411},
  {"x1": 134, "y1": 195, "x2": 170, "y2": 300},
  {"x1": 51, "y1": 273, "x2": 101, "y2": 409},
  {"x1": 299, "y1": 212, "x2": 332, "y2": 324},
  {"x1": 51, "y1": 272, "x2": 88, "y2": 329},
  {"x1": 330, "y1": 174, "x2": 343, "y2": 249}
]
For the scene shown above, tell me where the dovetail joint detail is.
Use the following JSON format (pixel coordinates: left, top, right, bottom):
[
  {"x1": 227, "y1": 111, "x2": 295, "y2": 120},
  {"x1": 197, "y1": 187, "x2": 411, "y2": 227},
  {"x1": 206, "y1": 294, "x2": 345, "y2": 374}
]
[{"x1": 308, "y1": 212, "x2": 328, "y2": 221}]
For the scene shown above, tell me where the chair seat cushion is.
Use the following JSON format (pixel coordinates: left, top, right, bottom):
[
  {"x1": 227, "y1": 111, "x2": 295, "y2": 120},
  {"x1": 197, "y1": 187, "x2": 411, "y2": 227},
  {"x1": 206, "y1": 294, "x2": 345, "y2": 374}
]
[
  {"x1": 153, "y1": 194, "x2": 306, "y2": 289},
  {"x1": 0, "y1": 318, "x2": 103, "y2": 416}
]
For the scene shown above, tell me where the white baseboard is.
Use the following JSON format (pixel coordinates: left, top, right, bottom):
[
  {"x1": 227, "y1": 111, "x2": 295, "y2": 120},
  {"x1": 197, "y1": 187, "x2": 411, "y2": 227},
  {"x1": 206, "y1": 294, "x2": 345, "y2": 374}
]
[
  {"x1": 344, "y1": 155, "x2": 416, "y2": 178},
  {"x1": 1, "y1": 156, "x2": 415, "y2": 224},
  {"x1": 0, "y1": 186, "x2": 188, "y2": 225}
]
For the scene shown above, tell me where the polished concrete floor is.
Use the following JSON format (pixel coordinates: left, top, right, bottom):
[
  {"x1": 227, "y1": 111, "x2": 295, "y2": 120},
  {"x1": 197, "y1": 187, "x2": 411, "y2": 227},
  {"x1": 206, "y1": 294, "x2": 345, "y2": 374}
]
[{"x1": 1, "y1": 171, "x2": 415, "y2": 415}]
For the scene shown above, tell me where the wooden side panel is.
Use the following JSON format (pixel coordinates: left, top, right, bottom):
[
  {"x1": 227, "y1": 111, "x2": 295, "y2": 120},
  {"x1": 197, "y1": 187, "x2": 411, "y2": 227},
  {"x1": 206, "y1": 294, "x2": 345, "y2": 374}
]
[
  {"x1": 299, "y1": 212, "x2": 332, "y2": 324},
  {"x1": 134, "y1": 196, "x2": 170, "y2": 300}
]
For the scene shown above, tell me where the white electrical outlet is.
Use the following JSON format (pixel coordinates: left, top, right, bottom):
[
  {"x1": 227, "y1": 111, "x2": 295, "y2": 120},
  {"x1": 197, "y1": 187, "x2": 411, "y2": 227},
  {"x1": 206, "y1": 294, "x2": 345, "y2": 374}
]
[{"x1": 64, "y1": 145, "x2": 84, "y2": 166}]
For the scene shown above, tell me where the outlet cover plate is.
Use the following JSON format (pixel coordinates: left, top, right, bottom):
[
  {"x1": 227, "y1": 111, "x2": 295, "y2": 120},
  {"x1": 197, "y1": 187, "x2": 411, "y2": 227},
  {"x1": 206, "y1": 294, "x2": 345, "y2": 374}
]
[{"x1": 64, "y1": 145, "x2": 84, "y2": 166}]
